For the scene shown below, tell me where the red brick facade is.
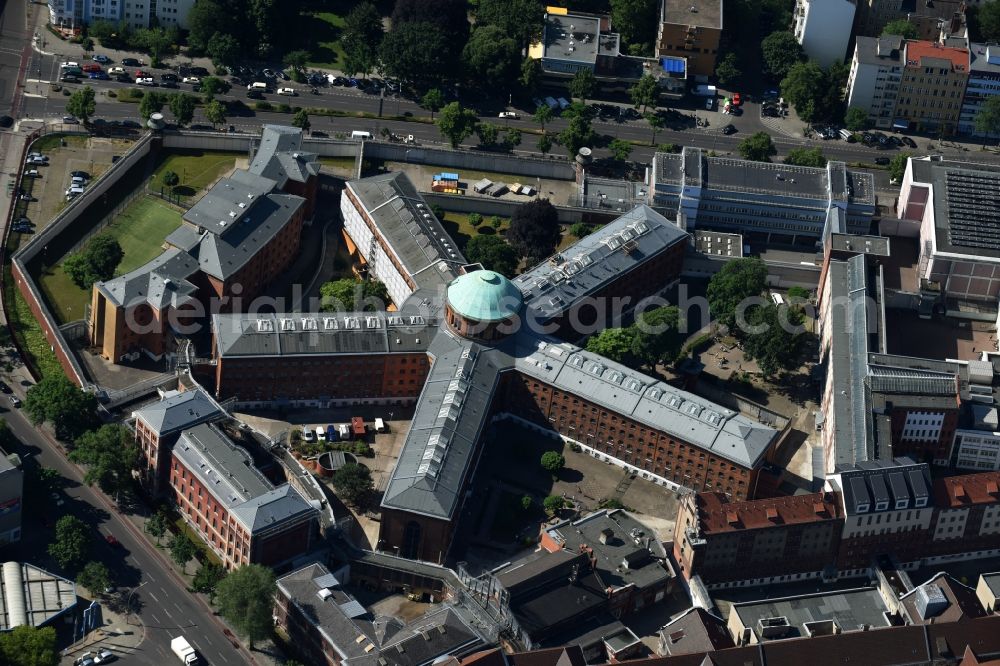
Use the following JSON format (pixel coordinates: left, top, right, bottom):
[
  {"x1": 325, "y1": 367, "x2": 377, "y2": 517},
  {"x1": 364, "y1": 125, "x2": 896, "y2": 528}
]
[
  {"x1": 378, "y1": 508, "x2": 454, "y2": 563},
  {"x1": 888, "y1": 405, "x2": 960, "y2": 465}
]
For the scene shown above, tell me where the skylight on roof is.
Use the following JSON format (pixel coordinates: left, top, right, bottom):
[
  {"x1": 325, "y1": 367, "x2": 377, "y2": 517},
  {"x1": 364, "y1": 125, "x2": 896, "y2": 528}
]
[
  {"x1": 255, "y1": 318, "x2": 274, "y2": 333},
  {"x1": 344, "y1": 317, "x2": 360, "y2": 329},
  {"x1": 366, "y1": 316, "x2": 381, "y2": 329},
  {"x1": 323, "y1": 317, "x2": 338, "y2": 330},
  {"x1": 604, "y1": 236, "x2": 623, "y2": 250},
  {"x1": 301, "y1": 318, "x2": 318, "y2": 331},
  {"x1": 280, "y1": 318, "x2": 295, "y2": 331}
]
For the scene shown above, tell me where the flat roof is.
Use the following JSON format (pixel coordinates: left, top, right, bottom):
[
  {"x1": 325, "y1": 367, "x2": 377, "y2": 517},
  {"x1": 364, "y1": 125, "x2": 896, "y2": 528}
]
[
  {"x1": 855, "y1": 36, "x2": 903, "y2": 67},
  {"x1": 542, "y1": 13, "x2": 601, "y2": 65},
  {"x1": 969, "y1": 42, "x2": 1000, "y2": 75},
  {"x1": 732, "y1": 587, "x2": 893, "y2": 642},
  {"x1": 662, "y1": 0, "x2": 722, "y2": 30}
]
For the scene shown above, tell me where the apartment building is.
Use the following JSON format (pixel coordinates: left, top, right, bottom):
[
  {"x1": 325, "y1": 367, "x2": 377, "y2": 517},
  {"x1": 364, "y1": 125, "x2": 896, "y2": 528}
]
[
  {"x1": 170, "y1": 423, "x2": 318, "y2": 570},
  {"x1": 954, "y1": 405, "x2": 1000, "y2": 471},
  {"x1": 131, "y1": 387, "x2": 225, "y2": 496},
  {"x1": 47, "y1": 0, "x2": 196, "y2": 30},
  {"x1": 847, "y1": 36, "x2": 904, "y2": 129},
  {"x1": 0, "y1": 450, "x2": 22, "y2": 546},
  {"x1": 892, "y1": 40, "x2": 970, "y2": 135},
  {"x1": 793, "y1": 0, "x2": 858, "y2": 68},
  {"x1": 672, "y1": 491, "x2": 844, "y2": 587},
  {"x1": 656, "y1": 0, "x2": 722, "y2": 79},
  {"x1": 959, "y1": 43, "x2": 1000, "y2": 136},
  {"x1": 855, "y1": 0, "x2": 977, "y2": 39},
  {"x1": 928, "y1": 471, "x2": 1000, "y2": 563}
]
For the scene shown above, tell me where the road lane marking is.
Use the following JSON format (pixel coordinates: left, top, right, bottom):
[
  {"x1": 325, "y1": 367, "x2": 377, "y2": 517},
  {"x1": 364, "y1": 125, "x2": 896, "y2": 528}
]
[
  {"x1": 163, "y1": 607, "x2": 174, "y2": 621},
  {"x1": 148, "y1": 591, "x2": 160, "y2": 603}
]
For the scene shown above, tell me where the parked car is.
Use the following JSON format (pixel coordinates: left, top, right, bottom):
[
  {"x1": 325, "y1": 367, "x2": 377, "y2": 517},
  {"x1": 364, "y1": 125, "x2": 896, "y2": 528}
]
[
  {"x1": 902, "y1": 136, "x2": 917, "y2": 148},
  {"x1": 89, "y1": 71, "x2": 110, "y2": 80},
  {"x1": 120, "y1": 57, "x2": 141, "y2": 67},
  {"x1": 160, "y1": 80, "x2": 177, "y2": 88},
  {"x1": 16, "y1": 217, "x2": 33, "y2": 227},
  {"x1": 874, "y1": 156, "x2": 891, "y2": 165},
  {"x1": 74, "y1": 652, "x2": 94, "y2": 666},
  {"x1": 498, "y1": 111, "x2": 518, "y2": 119},
  {"x1": 10, "y1": 395, "x2": 22, "y2": 408},
  {"x1": 182, "y1": 76, "x2": 200, "y2": 84},
  {"x1": 23, "y1": 169, "x2": 39, "y2": 178},
  {"x1": 108, "y1": 66, "x2": 125, "y2": 75},
  {"x1": 189, "y1": 66, "x2": 209, "y2": 77},
  {"x1": 136, "y1": 77, "x2": 156, "y2": 86},
  {"x1": 26, "y1": 153, "x2": 48, "y2": 164},
  {"x1": 732, "y1": 92, "x2": 742, "y2": 106},
  {"x1": 71, "y1": 170, "x2": 90, "y2": 180},
  {"x1": 92, "y1": 54, "x2": 111, "y2": 63},
  {"x1": 278, "y1": 69, "x2": 290, "y2": 80},
  {"x1": 276, "y1": 87, "x2": 297, "y2": 96},
  {"x1": 0, "y1": 381, "x2": 12, "y2": 394},
  {"x1": 246, "y1": 89, "x2": 264, "y2": 99},
  {"x1": 0, "y1": 116, "x2": 12, "y2": 128},
  {"x1": 722, "y1": 123, "x2": 737, "y2": 135},
  {"x1": 161, "y1": 72, "x2": 178, "y2": 82},
  {"x1": 263, "y1": 68, "x2": 276, "y2": 78},
  {"x1": 59, "y1": 74, "x2": 80, "y2": 83},
  {"x1": 82, "y1": 63, "x2": 102, "y2": 73},
  {"x1": 105, "y1": 534, "x2": 121, "y2": 547},
  {"x1": 94, "y1": 649, "x2": 116, "y2": 664}
]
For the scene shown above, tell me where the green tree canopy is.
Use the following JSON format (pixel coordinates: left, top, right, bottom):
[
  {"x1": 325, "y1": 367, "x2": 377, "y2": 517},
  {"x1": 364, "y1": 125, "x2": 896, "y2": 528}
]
[
  {"x1": 631, "y1": 305, "x2": 684, "y2": 367},
  {"x1": 974, "y1": 95, "x2": 1000, "y2": 143},
  {"x1": 629, "y1": 74, "x2": 660, "y2": 114},
  {"x1": 291, "y1": 109, "x2": 310, "y2": 132},
  {"x1": 66, "y1": 86, "x2": 96, "y2": 124},
  {"x1": 0, "y1": 625, "x2": 58, "y2": 666},
  {"x1": 463, "y1": 25, "x2": 521, "y2": 90},
  {"x1": 332, "y1": 462, "x2": 374, "y2": 506},
  {"x1": 979, "y1": 1, "x2": 1000, "y2": 42},
  {"x1": 25, "y1": 375, "x2": 98, "y2": 440},
  {"x1": 204, "y1": 99, "x2": 228, "y2": 127},
  {"x1": 715, "y1": 52, "x2": 742, "y2": 86},
  {"x1": 49, "y1": 515, "x2": 91, "y2": 571},
  {"x1": 543, "y1": 495, "x2": 565, "y2": 514},
  {"x1": 476, "y1": 122, "x2": 500, "y2": 146},
  {"x1": 844, "y1": 106, "x2": 869, "y2": 131},
  {"x1": 63, "y1": 234, "x2": 123, "y2": 289},
  {"x1": 742, "y1": 303, "x2": 807, "y2": 376},
  {"x1": 645, "y1": 112, "x2": 664, "y2": 146},
  {"x1": 421, "y1": 88, "x2": 445, "y2": 120},
  {"x1": 540, "y1": 451, "x2": 565, "y2": 474},
  {"x1": 320, "y1": 278, "x2": 390, "y2": 311},
  {"x1": 882, "y1": 19, "x2": 918, "y2": 39},
  {"x1": 77, "y1": 561, "x2": 112, "y2": 596},
  {"x1": 780, "y1": 60, "x2": 827, "y2": 123},
  {"x1": 199, "y1": 76, "x2": 230, "y2": 102},
  {"x1": 283, "y1": 49, "x2": 310, "y2": 73},
  {"x1": 192, "y1": 562, "x2": 227, "y2": 600},
  {"x1": 611, "y1": 0, "x2": 657, "y2": 54},
  {"x1": 437, "y1": 101, "x2": 479, "y2": 148},
  {"x1": 609, "y1": 138, "x2": 633, "y2": 162},
  {"x1": 216, "y1": 564, "x2": 276, "y2": 649},
  {"x1": 570, "y1": 222, "x2": 595, "y2": 238},
  {"x1": 464, "y1": 235, "x2": 519, "y2": 277},
  {"x1": 558, "y1": 112, "x2": 596, "y2": 157},
  {"x1": 207, "y1": 32, "x2": 240, "y2": 66},
  {"x1": 586, "y1": 327, "x2": 639, "y2": 367},
  {"x1": 475, "y1": 0, "x2": 544, "y2": 44},
  {"x1": 761, "y1": 31, "x2": 804, "y2": 79},
  {"x1": 168, "y1": 532, "x2": 199, "y2": 568},
  {"x1": 520, "y1": 57, "x2": 542, "y2": 93},
  {"x1": 784, "y1": 147, "x2": 827, "y2": 167},
  {"x1": 503, "y1": 127, "x2": 522, "y2": 152},
  {"x1": 146, "y1": 508, "x2": 169, "y2": 544},
  {"x1": 707, "y1": 257, "x2": 768, "y2": 329},
  {"x1": 169, "y1": 93, "x2": 196, "y2": 126},
  {"x1": 138, "y1": 90, "x2": 164, "y2": 120},
  {"x1": 533, "y1": 103, "x2": 554, "y2": 129},
  {"x1": 537, "y1": 132, "x2": 553, "y2": 154},
  {"x1": 506, "y1": 199, "x2": 561, "y2": 263},
  {"x1": 69, "y1": 424, "x2": 137, "y2": 499},
  {"x1": 738, "y1": 131, "x2": 777, "y2": 162},
  {"x1": 888, "y1": 152, "x2": 912, "y2": 182},
  {"x1": 341, "y1": 2, "x2": 384, "y2": 77},
  {"x1": 380, "y1": 21, "x2": 451, "y2": 92},
  {"x1": 569, "y1": 68, "x2": 597, "y2": 103}
]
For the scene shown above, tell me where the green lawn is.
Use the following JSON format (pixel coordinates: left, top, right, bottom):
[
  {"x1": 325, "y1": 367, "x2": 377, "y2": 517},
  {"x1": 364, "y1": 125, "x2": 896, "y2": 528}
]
[
  {"x1": 30, "y1": 134, "x2": 87, "y2": 152},
  {"x1": 38, "y1": 196, "x2": 183, "y2": 323},
  {"x1": 319, "y1": 155, "x2": 357, "y2": 175},
  {"x1": 439, "y1": 212, "x2": 510, "y2": 252},
  {"x1": 306, "y1": 11, "x2": 347, "y2": 69},
  {"x1": 151, "y1": 151, "x2": 242, "y2": 204}
]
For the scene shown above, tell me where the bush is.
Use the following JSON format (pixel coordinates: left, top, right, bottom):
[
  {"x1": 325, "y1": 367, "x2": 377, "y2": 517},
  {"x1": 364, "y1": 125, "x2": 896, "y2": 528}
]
[
  {"x1": 254, "y1": 101, "x2": 273, "y2": 111},
  {"x1": 106, "y1": 90, "x2": 117, "y2": 98},
  {"x1": 521, "y1": 495, "x2": 533, "y2": 511},
  {"x1": 543, "y1": 495, "x2": 565, "y2": 514},
  {"x1": 277, "y1": 103, "x2": 292, "y2": 114},
  {"x1": 468, "y1": 213, "x2": 483, "y2": 227},
  {"x1": 540, "y1": 451, "x2": 565, "y2": 474},
  {"x1": 570, "y1": 222, "x2": 594, "y2": 238},
  {"x1": 215, "y1": 66, "x2": 228, "y2": 76}
]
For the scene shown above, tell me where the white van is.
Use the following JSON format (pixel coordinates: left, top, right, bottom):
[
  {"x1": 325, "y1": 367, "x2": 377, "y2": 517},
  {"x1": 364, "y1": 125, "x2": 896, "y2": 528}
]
[
  {"x1": 338, "y1": 423, "x2": 351, "y2": 439},
  {"x1": 60, "y1": 61, "x2": 80, "y2": 69},
  {"x1": 247, "y1": 82, "x2": 267, "y2": 91},
  {"x1": 374, "y1": 418, "x2": 387, "y2": 433},
  {"x1": 351, "y1": 130, "x2": 372, "y2": 140},
  {"x1": 303, "y1": 428, "x2": 316, "y2": 443},
  {"x1": 316, "y1": 426, "x2": 327, "y2": 442}
]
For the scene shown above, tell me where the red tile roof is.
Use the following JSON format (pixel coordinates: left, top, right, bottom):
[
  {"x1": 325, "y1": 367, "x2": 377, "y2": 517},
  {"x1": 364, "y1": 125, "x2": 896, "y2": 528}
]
[
  {"x1": 696, "y1": 491, "x2": 843, "y2": 534},
  {"x1": 934, "y1": 471, "x2": 1000, "y2": 508},
  {"x1": 904, "y1": 40, "x2": 969, "y2": 71}
]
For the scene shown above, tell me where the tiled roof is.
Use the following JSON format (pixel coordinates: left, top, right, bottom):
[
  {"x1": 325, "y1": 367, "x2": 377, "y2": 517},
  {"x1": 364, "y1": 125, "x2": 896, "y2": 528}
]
[
  {"x1": 695, "y1": 491, "x2": 842, "y2": 534},
  {"x1": 934, "y1": 471, "x2": 1000, "y2": 508},
  {"x1": 904, "y1": 40, "x2": 969, "y2": 71}
]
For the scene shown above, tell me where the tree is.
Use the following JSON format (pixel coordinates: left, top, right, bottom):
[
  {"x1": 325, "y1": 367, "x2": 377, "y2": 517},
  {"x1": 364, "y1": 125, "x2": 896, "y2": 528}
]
[
  {"x1": 540, "y1": 451, "x2": 565, "y2": 474},
  {"x1": 162, "y1": 170, "x2": 180, "y2": 187},
  {"x1": 199, "y1": 76, "x2": 230, "y2": 101},
  {"x1": 207, "y1": 32, "x2": 240, "y2": 67},
  {"x1": 974, "y1": 95, "x2": 1000, "y2": 145},
  {"x1": 204, "y1": 99, "x2": 227, "y2": 128},
  {"x1": 537, "y1": 132, "x2": 553, "y2": 155},
  {"x1": 888, "y1": 152, "x2": 912, "y2": 182},
  {"x1": 66, "y1": 86, "x2": 96, "y2": 124},
  {"x1": 216, "y1": 564, "x2": 276, "y2": 650},
  {"x1": 341, "y1": 2, "x2": 383, "y2": 77},
  {"x1": 437, "y1": 102, "x2": 479, "y2": 148},
  {"x1": 738, "y1": 131, "x2": 777, "y2": 162},
  {"x1": 610, "y1": 0, "x2": 657, "y2": 54},
  {"x1": 533, "y1": 104, "x2": 553, "y2": 130},
  {"x1": 463, "y1": 25, "x2": 521, "y2": 90},
  {"x1": 980, "y1": 1, "x2": 1000, "y2": 42},
  {"x1": 569, "y1": 69, "x2": 597, "y2": 103},
  {"x1": 521, "y1": 495, "x2": 533, "y2": 511},
  {"x1": 168, "y1": 532, "x2": 199, "y2": 569},
  {"x1": 0, "y1": 625, "x2": 58, "y2": 666},
  {"x1": 146, "y1": 509, "x2": 168, "y2": 545},
  {"x1": 742, "y1": 303, "x2": 806, "y2": 376},
  {"x1": 558, "y1": 112, "x2": 595, "y2": 157},
  {"x1": 631, "y1": 305, "x2": 684, "y2": 366},
  {"x1": 77, "y1": 561, "x2": 112, "y2": 596},
  {"x1": 283, "y1": 49, "x2": 310, "y2": 74},
  {"x1": 169, "y1": 93, "x2": 196, "y2": 126},
  {"x1": 784, "y1": 147, "x2": 827, "y2": 167},
  {"x1": 48, "y1": 515, "x2": 90, "y2": 571},
  {"x1": 570, "y1": 222, "x2": 594, "y2": 238},
  {"x1": 507, "y1": 199, "x2": 561, "y2": 263},
  {"x1": 320, "y1": 278, "x2": 390, "y2": 311},
  {"x1": 192, "y1": 562, "x2": 227, "y2": 601},
  {"x1": 332, "y1": 463, "x2": 373, "y2": 507},
  {"x1": 380, "y1": 22, "x2": 451, "y2": 92},
  {"x1": 844, "y1": 106, "x2": 869, "y2": 131},
  {"x1": 520, "y1": 57, "x2": 542, "y2": 93},
  {"x1": 186, "y1": 1, "x2": 229, "y2": 54},
  {"x1": 761, "y1": 31, "x2": 804, "y2": 79},
  {"x1": 25, "y1": 374, "x2": 98, "y2": 440},
  {"x1": 629, "y1": 74, "x2": 660, "y2": 114},
  {"x1": 707, "y1": 257, "x2": 768, "y2": 329},
  {"x1": 137, "y1": 90, "x2": 163, "y2": 120},
  {"x1": 586, "y1": 327, "x2": 639, "y2": 366},
  {"x1": 465, "y1": 235, "x2": 519, "y2": 277},
  {"x1": 780, "y1": 60, "x2": 826, "y2": 123},
  {"x1": 391, "y1": 0, "x2": 470, "y2": 46},
  {"x1": 609, "y1": 138, "x2": 632, "y2": 162},
  {"x1": 421, "y1": 88, "x2": 445, "y2": 121},
  {"x1": 476, "y1": 122, "x2": 499, "y2": 147},
  {"x1": 543, "y1": 495, "x2": 565, "y2": 514},
  {"x1": 291, "y1": 109, "x2": 310, "y2": 133},
  {"x1": 63, "y1": 234, "x2": 124, "y2": 289},
  {"x1": 882, "y1": 19, "x2": 918, "y2": 39},
  {"x1": 69, "y1": 424, "x2": 137, "y2": 500},
  {"x1": 476, "y1": 0, "x2": 545, "y2": 44},
  {"x1": 645, "y1": 112, "x2": 664, "y2": 146},
  {"x1": 715, "y1": 52, "x2": 741, "y2": 86},
  {"x1": 503, "y1": 127, "x2": 522, "y2": 152}
]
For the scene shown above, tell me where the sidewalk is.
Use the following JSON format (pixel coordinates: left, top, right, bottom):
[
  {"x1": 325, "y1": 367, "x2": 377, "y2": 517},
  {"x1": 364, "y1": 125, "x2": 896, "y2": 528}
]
[{"x1": 61, "y1": 601, "x2": 144, "y2": 665}]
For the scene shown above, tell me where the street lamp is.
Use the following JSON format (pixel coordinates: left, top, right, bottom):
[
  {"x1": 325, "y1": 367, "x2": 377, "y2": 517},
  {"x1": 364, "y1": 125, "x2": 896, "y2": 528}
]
[{"x1": 125, "y1": 580, "x2": 148, "y2": 625}]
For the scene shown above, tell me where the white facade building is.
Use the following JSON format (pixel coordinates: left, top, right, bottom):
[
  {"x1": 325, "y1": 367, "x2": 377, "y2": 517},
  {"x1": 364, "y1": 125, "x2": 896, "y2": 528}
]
[
  {"x1": 47, "y1": 0, "x2": 195, "y2": 30},
  {"x1": 959, "y1": 43, "x2": 1000, "y2": 136},
  {"x1": 954, "y1": 404, "x2": 1000, "y2": 471},
  {"x1": 794, "y1": 0, "x2": 858, "y2": 68},
  {"x1": 847, "y1": 36, "x2": 903, "y2": 130}
]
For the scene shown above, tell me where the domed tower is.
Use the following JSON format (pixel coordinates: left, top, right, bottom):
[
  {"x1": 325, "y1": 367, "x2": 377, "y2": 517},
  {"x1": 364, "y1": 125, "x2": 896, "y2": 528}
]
[{"x1": 445, "y1": 270, "x2": 523, "y2": 343}]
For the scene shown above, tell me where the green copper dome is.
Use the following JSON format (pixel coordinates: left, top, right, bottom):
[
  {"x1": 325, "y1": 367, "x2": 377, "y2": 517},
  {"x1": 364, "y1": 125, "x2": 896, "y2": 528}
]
[{"x1": 447, "y1": 270, "x2": 523, "y2": 322}]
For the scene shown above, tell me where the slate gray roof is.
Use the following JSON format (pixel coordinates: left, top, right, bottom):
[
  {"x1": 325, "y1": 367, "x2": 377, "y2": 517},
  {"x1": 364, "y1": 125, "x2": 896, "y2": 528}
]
[
  {"x1": 345, "y1": 172, "x2": 465, "y2": 292},
  {"x1": 732, "y1": 587, "x2": 893, "y2": 642},
  {"x1": 94, "y1": 247, "x2": 199, "y2": 309},
  {"x1": 659, "y1": 607, "x2": 734, "y2": 656},
  {"x1": 183, "y1": 170, "x2": 277, "y2": 236},
  {"x1": 213, "y1": 312, "x2": 437, "y2": 358},
  {"x1": 835, "y1": 458, "x2": 930, "y2": 516},
  {"x1": 173, "y1": 423, "x2": 316, "y2": 534},
  {"x1": 512, "y1": 205, "x2": 688, "y2": 322},
  {"x1": 249, "y1": 125, "x2": 320, "y2": 186},
  {"x1": 277, "y1": 562, "x2": 483, "y2": 666},
  {"x1": 132, "y1": 388, "x2": 225, "y2": 436},
  {"x1": 855, "y1": 35, "x2": 903, "y2": 67}
]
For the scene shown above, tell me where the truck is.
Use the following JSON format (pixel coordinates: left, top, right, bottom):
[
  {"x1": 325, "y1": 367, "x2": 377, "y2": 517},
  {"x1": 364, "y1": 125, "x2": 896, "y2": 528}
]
[
  {"x1": 693, "y1": 84, "x2": 717, "y2": 97},
  {"x1": 171, "y1": 636, "x2": 200, "y2": 665}
]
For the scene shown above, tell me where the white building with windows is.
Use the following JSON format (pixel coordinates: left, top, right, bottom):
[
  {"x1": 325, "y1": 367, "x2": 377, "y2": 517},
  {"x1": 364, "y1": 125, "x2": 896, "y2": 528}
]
[
  {"x1": 47, "y1": 0, "x2": 196, "y2": 30},
  {"x1": 847, "y1": 36, "x2": 904, "y2": 130},
  {"x1": 954, "y1": 405, "x2": 1000, "y2": 471},
  {"x1": 959, "y1": 42, "x2": 1000, "y2": 136},
  {"x1": 793, "y1": 0, "x2": 858, "y2": 68}
]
